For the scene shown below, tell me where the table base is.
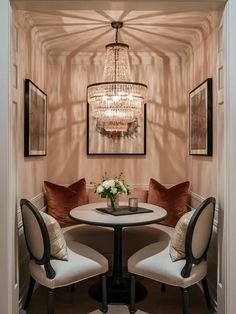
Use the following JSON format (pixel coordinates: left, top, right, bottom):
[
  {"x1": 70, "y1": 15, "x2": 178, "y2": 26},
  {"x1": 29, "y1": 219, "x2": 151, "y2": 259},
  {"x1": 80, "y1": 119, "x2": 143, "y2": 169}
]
[{"x1": 89, "y1": 277, "x2": 147, "y2": 304}]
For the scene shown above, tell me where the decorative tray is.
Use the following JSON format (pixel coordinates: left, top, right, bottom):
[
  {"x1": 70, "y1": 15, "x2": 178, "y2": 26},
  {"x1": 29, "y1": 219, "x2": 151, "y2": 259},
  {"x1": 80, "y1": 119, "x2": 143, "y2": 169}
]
[{"x1": 96, "y1": 206, "x2": 153, "y2": 216}]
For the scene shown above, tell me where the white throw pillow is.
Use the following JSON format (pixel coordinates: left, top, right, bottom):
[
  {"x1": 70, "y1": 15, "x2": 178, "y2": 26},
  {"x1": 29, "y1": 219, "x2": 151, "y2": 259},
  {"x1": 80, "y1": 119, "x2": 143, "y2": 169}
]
[
  {"x1": 169, "y1": 210, "x2": 194, "y2": 262},
  {"x1": 40, "y1": 211, "x2": 68, "y2": 261}
]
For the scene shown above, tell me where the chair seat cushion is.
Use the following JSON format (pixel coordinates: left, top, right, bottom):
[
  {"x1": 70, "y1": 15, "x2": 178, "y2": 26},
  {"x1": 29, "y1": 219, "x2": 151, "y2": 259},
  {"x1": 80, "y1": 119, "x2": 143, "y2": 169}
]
[
  {"x1": 128, "y1": 241, "x2": 207, "y2": 288},
  {"x1": 29, "y1": 240, "x2": 108, "y2": 289}
]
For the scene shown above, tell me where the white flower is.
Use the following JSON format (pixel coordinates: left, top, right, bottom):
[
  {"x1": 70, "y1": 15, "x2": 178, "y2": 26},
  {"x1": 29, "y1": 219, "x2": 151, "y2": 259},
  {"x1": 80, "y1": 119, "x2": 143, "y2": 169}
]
[
  {"x1": 111, "y1": 187, "x2": 117, "y2": 195},
  {"x1": 97, "y1": 185, "x2": 104, "y2": 193},
  {"x1": 109, "y1": 180, "x2": 115, "y2": 187},
  {"x1": 94, "y1": 173, "x2": 130, "y2": 199},
  {"x1": 122, "y1": 187, "x2": 127, "y2": 194},
  {"x1": 102, "y1": 180, "x2": 110, "y2": 189},
  {"x1": 102, "y1": 180, "x2": 115, "y2": 189}
]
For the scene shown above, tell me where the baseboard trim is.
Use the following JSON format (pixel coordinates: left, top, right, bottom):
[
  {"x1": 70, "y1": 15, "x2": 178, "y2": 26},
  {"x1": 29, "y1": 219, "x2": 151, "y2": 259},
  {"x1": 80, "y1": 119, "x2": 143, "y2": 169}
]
[
  {"x1": 18, "y1": 295, "x2": 25, "y2": 311},
  {"x1": 19, "y1": 281, "x2": 39, "y2": 311}
]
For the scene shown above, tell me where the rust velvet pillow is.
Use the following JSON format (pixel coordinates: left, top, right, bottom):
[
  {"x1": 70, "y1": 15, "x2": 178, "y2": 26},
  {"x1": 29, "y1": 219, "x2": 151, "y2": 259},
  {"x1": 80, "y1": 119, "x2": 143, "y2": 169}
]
[
  {"x1": 44, "y1": 178, "x2": 88, "y2": 228},
  {"x1": 147, "y1": 178, "x2": 190, "y2": 227}
]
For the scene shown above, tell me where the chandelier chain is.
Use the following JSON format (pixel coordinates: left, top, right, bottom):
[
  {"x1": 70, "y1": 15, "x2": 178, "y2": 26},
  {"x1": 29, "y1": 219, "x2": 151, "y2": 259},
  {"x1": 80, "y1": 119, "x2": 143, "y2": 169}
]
[{"x1": 115, "y1": 27, "x2": 119, "y2": 43}]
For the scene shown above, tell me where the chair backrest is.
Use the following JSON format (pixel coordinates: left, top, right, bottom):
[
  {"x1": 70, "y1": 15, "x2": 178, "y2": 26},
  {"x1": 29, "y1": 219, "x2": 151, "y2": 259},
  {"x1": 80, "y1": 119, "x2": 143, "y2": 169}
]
[
  {"x1": 181, "y1": 197, "x2": 216, "y2": 278},
  {"x1": 20, "y1": 199, "x2": 55, "y2": 278}
]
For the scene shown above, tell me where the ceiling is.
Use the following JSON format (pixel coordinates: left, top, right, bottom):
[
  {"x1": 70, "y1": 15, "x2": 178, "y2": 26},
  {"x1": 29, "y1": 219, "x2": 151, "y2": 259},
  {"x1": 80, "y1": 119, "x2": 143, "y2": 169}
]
[{"x1": 19, "y1": 9, "x2": 220, "y2": 57}]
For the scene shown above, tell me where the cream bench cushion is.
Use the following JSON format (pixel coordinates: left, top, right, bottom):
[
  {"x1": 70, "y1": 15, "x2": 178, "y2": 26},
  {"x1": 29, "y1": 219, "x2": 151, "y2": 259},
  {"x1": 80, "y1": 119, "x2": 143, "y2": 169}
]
[
  {"x1": 63, "y1": 224, "x2": 114, "y2": 265},
  {"x1": 62, "y1": 223, "x2": 174, "y2": 267}
]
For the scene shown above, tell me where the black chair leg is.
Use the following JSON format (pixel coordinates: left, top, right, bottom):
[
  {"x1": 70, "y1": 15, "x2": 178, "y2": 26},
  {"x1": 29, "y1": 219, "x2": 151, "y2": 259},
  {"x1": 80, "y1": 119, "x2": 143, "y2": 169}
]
[
  {"x1": 23, "y1": 276, "x2": 35, "y2": 309},
  {"x1": 181, "y1": 288, "x2": 189, "y2": 314},
  {"x1": 161, "y1": 283, "x2": 166, "y2": 292},
  {"x1": 101, "y1": 274, "x2": 108, "y2": 313},
  {"x1": 70, "y1": 284, "x2": 75, "y2": 292},
  {"x1": 48, "y1": 289, "x2": 55, "y2": 314},
  {"x1": 202, "y1": 277, "x2": 213, "y2": 309},
  {"x1": 130, "y1": 274, "x2": 136, "y2": 314}
]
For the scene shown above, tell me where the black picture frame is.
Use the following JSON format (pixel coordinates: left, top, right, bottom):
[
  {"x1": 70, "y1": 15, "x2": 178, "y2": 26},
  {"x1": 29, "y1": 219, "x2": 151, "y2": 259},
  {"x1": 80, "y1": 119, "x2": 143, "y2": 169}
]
[
  {"x1": 24, "y1": 79, "x2": 47, "y2": 157},
  {"x1": 189, "y1": 78, "x2": 212, "y2": 156},
  {"x1": 87, "y1": 103, "x2": 146, "y2": 155}
]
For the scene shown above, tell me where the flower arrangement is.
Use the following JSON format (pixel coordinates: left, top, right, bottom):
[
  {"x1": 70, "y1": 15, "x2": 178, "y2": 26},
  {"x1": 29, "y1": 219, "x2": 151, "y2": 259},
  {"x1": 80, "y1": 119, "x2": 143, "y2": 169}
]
[{"x1": 93, "y1": 173, "x2": 130, "y2": 210}]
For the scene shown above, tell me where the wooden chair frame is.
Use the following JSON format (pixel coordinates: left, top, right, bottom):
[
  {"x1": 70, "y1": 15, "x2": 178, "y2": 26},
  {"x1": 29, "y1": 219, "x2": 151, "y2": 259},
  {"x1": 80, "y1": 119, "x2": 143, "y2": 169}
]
[
  {"x1": 20, "y1": 199, "x2": 108, "y2": 314},
  {"x1": 129, "y1": 197, "x2": 216, "y2": 314}
]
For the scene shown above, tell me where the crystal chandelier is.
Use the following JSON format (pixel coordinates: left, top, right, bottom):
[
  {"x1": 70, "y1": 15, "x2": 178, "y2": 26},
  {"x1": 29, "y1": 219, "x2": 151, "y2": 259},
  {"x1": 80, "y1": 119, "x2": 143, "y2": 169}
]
[{"x1": 87, "y1": 21, "x2": 147, "y2": 132}]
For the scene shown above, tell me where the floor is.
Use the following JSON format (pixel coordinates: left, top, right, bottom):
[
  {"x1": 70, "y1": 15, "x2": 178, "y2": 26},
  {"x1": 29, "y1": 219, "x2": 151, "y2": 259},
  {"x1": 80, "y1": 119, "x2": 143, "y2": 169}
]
[{"x1": 20, "y1": 276, "x2": 216, "y2": 314}]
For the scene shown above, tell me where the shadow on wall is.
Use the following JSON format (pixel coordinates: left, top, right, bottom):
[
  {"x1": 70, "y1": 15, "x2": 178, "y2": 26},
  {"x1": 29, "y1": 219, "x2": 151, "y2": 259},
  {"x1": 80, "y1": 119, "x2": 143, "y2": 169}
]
[
  {"x1": 16, "y1": 9, "x2": 49, "y2": 199},
  {"x1": 46, "y1": 51, "x2": 187, "y2": 185},
  {"x1": 39, "y1": 9, "x2": 216, "y2": 186}
]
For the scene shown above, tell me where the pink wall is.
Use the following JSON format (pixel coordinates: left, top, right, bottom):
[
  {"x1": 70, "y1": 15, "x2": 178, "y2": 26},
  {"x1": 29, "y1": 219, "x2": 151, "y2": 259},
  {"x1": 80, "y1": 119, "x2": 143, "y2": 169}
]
[
  {"x1": 185, "y1": 14, "x2": 219, "y2": 198},
  {"x1": 16, "y1": 11, "x2": 219, "y2": 196},
  {"x1": 16, "y1": 12, "x2": 48, "y2": 201}
]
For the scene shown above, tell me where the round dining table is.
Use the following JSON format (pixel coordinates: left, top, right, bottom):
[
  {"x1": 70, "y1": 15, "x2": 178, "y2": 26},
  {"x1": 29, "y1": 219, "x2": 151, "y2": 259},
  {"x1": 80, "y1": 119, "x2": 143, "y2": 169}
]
[{"x1": 70, "y1": 202, "x2": 167, "y2": 304}]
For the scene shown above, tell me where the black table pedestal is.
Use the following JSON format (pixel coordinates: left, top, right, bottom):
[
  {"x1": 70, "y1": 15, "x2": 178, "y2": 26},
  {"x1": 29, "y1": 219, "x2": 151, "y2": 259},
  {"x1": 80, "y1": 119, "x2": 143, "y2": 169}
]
[
  {"x1": 89, "y1": 226, "x2": 147, "y2": 304},
  {"x1": 89, "y1": 277, "x2": 147, "y2": 304}
]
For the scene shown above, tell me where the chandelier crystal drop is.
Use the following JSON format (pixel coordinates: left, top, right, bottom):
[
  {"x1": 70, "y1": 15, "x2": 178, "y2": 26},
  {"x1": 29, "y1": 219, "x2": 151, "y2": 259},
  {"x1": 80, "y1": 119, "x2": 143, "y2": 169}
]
[{"x1": 87, "y1": 21, "x2": 147, "y2": 132}]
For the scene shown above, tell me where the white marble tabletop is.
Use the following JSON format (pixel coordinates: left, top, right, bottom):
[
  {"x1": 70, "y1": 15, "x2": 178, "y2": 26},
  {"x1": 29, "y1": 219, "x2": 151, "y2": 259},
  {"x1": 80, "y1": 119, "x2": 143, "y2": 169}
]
[{"x1": 70, "y1": 202, "x2": 167, "y2": 227}]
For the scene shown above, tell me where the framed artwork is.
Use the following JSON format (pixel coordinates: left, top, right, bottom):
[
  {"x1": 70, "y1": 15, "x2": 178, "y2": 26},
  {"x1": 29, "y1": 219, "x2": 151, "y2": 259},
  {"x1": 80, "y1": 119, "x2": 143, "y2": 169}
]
[
  {"x1": 24, "y1": 79, "x2": 47, "y2": 156},
  {"x1": 87, "y1": 103, "x2": 146, "y2": 155},
  {"x1": 189, "y1": 78, "x2": 212, "y2": 156}
]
